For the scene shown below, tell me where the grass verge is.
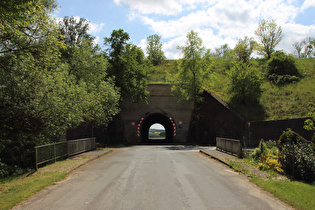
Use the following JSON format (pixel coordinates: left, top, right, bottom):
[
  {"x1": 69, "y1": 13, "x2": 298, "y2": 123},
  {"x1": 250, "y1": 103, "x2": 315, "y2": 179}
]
[
  {"x1": 0, "y1": 148, "x2": 112, "y2": 209},
  {"x1": 0, "y1": 172, "x2": 67, "y2": 210},
  {"x1": 251, "y1": 178, "x2": 315, "y2": 210},
  {"x1": 228, "y1": 159, "x2": 315, "y2": 210}
]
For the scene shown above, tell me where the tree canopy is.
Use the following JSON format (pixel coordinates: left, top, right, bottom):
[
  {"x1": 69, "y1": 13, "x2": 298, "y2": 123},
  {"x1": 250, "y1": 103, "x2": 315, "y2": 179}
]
[
  {"x1": 0, "y1": 2, "x2": 120, "y2": 175},
  {"x1": 255, "y1": 19, "x2": 283, "y2": 59},
  {"x1": 104, "y1": 29, "x2": 149, "y2": 103},
  {"x1": 233, "y1": 37, "x2": 256, "y2": 63},
  {"x1": 170, "y1": 30, "x2": 210, "y2": 102},
  {"x1": 146, "y1": 34, "x2": 166, "y2": 66}
]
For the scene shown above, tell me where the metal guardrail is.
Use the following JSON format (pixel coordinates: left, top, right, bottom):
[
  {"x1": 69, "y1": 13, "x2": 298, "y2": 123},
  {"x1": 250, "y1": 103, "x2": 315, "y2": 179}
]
[
  {"x1": 68, "y1": 138, "x2": 96, "y2": 156},
  {"x1": 35, "y1": 138, "x2": 96, "y2": 170},
  {"x1": 216, "y1": 137, "x2": 242, "y2": 158}
]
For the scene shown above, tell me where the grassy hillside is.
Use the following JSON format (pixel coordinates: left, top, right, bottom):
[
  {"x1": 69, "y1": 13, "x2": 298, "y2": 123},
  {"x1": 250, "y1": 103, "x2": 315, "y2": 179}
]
[{"x1": 148, "y1": 59, "x2": 315, "y2": 121}]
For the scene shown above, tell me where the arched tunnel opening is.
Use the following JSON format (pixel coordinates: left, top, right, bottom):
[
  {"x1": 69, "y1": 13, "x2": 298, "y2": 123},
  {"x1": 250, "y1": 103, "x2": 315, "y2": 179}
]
[
  {"x1": 149, "y1": 123, "x2": 165, "y2": 140},
  {"x1": 140, "y1": 113, "x2": 174, "y2": 144}
]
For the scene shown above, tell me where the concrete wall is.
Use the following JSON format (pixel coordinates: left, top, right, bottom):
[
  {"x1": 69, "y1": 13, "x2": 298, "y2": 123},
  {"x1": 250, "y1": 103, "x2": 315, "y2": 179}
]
[
  {"x1": 120, "y1": 84, "x2": 194, "y2": 143},
  {"x1": 247, "y1": 117, "x2": 313, "y2": 147},
  {"x1": 192, "y1": 90, "x2": 247, "y2": 145},
  {"x1": 67, "y1": 84, "x2": 312, "y2": 147}
]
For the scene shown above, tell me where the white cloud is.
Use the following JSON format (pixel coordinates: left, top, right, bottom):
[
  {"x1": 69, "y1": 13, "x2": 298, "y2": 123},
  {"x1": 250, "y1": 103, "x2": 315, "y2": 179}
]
[
  {"x1": 301, "y1": 0, "x2": 315, "y2": 11},
  {"x1": 140, "y1": 10, "x2": 210, "y2": 39},
  {"x1": 114, "y1": 0, "x2": 183, "y2": 15},
  {"x1": 114, "y1": 0, "x2": 210, "y2": 15},
  {"x1": 89, "y1": 22, "x2": 105, "y2": 34},
  {"x1": 278, "y1": 23, "x2": 315, "y2": 53},
  {"x1": 129, "y1": 0, "x2": 315, "y2": 59}
]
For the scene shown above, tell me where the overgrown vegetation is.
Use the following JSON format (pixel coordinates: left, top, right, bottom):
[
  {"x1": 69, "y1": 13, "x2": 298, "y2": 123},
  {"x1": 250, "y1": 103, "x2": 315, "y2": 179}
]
[
  {"x1": 278, "y1": 129, "x2": 315, "y2": 182},
  {"x1": 149, "y1": 57, "x2": 315, "y2": 121},
  {"x1": 246, "y1": 130, "x2": 314, "y2": 183},
  {"x1": 0, "y1": 1, "x2": 148, "y2": 178}
]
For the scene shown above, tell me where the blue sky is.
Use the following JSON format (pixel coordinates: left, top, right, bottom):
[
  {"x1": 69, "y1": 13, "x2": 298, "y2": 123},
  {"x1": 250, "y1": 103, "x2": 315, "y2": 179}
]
[{"x1": 54, "y1": 0, "x2": 315, "y2": 59}]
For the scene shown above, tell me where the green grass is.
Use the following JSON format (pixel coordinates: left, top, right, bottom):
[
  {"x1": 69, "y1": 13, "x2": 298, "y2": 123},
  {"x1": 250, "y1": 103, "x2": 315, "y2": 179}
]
[
  {"x1": 228, "y1": 157, "x2": 315, "y2": 210},
  {"x1": 0, "y1": 172, "x2": 67, "y2": 210},
  {"x1": 251, "y1": 179, "x2": 315, "y2": 210},
  {"x1": 147, "y1": 60, "x2": 178, "y2": 83},
  {"x1": 149, "y1": 58, "x2": 315, "y2": 121}
]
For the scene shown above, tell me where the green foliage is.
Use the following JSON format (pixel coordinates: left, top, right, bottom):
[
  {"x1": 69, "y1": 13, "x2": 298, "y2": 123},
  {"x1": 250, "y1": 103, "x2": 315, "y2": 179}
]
[
  {"x1": 267, "y1": 52, "x2": 301, "y2": 85},
  {"x1": 170, "y1": 30, "x2": 211, "y2": 102},
  {"x1": 261, "y1": 75, "x2": 315, "y2": 120},
  {"x1": 104, "y1": 29, "x2": 149, "y2": 102},
  {"x1": 250, "y1": 140, "x2": 283, "y2": 173},
  {"x1": 228, "y1": 62, "x2": 263, "y2": 105},
  {"x1": 0, "y1": 5, "x2": 120, "y2": 176},
  {"x1": 293, "y1": 37, "x2": 315, "y2": 59},
  {"x1": 214, "y1": 44, "x2": 232, "y2": 58},
  {"x1": 251, "y1": 179, "x2": 315, "y2": 210},
  {"x1": 233, "y1": 36, "x2": 257, "y2": 63},
  {"x1": 304, "y1": 103, "x2": 315, "y2": 141},
  {"x1": 255, "y1": 19, "x2": 283, "y2": 59},
  {"x1": 278, "y1": 129, "x2": 315, "y2": 182},
  {"x1": 146, "y1": 34, "x2": 166, "y2": 66}
]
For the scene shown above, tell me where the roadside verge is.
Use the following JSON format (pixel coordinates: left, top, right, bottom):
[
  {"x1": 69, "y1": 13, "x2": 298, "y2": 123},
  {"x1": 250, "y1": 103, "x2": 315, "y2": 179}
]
[{"x1": 0, "y1": 148, "x2": 112, "y2": 210}]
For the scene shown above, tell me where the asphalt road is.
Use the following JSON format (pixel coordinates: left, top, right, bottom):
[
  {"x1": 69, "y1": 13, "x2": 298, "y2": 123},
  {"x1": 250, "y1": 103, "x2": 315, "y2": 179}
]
[{"x1": 14, "y1": 146, "x2": 291, "y2": 210}]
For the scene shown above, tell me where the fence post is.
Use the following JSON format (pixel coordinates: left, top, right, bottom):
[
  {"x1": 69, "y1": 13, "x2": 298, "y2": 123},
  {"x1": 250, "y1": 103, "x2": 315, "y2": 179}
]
[
  {"x1": 54, "y1": 144, "x2": 56, "y2": 163},
  {"x1": 35, "y1": 147, "x2": 38, "y2": 171}
]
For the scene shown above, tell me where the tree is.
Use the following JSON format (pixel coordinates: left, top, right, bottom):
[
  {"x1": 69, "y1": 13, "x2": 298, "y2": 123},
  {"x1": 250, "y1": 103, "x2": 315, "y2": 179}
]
[
  {"x1": 0, "y1": 2, "x2": 120, "y2": 174},
  {"x1": 171, "y1": 30, "x2": 210, "y2": 102},
  {"x1": 233, "y1": 37, "x2": 257, "y2": 63},
  {"x1": 146, "y1": 34, "x2": 166, "y2": 66},
  {"x1": 293, "y1": 37, "x2": 314, "y2": 58},
  {"x1": 293, "y1": 41, "x2": 304, "y2": 59},
  {"x1": 104, "y1": 29, "x2": 149, "y2": 102},
  {"x1": 228, "y1": 62, "x2": 263, "y2": 105},
  {"x1": 255, "y1": 19, "x2": 283, "y2": 59},
  {"x1": 170, "y1": 30, "x2": 211, "y2": 142},
  {"x1": 58, "y1": 16, "x2": 94, "y2": 60},
  {"x1": 58, "y1": 17, "x2": 120, "y2": 126},
  {"x1": 0, "y1": 0, "x2": 81, "y2": 170},
  {"x1": 214, "y1": 44, "x2": 232, "y2": 58}
]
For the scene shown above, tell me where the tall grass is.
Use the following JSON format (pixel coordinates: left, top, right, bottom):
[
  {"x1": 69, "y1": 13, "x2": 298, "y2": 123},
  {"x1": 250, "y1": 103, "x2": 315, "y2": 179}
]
[
  {"x1": 251, "y1": 179, "x2": 315, "y2": 210},
  {"x1": 148, "y1": 58, "x2": 315, "y2": 121}
]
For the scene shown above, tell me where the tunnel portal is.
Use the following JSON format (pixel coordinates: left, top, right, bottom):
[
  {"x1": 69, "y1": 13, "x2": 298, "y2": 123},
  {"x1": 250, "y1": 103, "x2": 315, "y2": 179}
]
[{"x1": 140, "y1": 113, "x2": 175, "y2": 143}]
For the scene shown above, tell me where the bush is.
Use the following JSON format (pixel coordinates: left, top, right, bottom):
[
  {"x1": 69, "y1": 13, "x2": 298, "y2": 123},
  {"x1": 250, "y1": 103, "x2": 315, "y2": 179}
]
[
  {"x1": 278, "y1": 129, "x2": 315, "y2": 182},
  {"x1": 304, "y1": 103, "x2": 315, "y2": 142},
  {"x1": 228, "y1": 62, "x2": 263, "y2": 105},
  {"x1": 250, "y1": 140, "x2": 283, "y2": 173},
  {"x1": 267, "y1": 74, "x2": 300, "y2": 85},
  {"x1": 267, "y1": 52, "x2": 301, "y2": 85}
]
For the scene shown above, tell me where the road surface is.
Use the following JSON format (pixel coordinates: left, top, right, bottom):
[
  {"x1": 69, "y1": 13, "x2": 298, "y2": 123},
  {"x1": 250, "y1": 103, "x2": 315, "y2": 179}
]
[{"x1": 14, "y1": 146, "x2": 291, "y2": 210}]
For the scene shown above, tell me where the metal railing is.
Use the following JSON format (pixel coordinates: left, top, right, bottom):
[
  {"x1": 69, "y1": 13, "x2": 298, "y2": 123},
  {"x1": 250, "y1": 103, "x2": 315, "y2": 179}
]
[
  {"x1": 216, "y1": 137, "x2": 242, "y2": 158},
  {"x1": 35, "y1": 138, "x2": 96, "y2": 170},
  {"x1": 68, "y1": 138, "x2": 96, "y2": 156}
]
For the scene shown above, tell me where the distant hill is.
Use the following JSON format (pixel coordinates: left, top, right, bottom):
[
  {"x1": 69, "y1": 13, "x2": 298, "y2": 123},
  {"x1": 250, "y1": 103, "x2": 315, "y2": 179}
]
[
  {"x1": 149, "y1": 128, "x2": 166, "y2": 138},
  {"x1": 148, "y1": 59, "x2": 315, "y2": 121}
]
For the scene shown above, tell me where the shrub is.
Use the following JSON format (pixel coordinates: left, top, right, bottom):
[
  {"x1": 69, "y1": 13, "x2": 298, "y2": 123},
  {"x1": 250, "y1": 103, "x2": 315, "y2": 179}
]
[
  {"x1": 278, "y1": 129, "x2": 315, "y2": 182},
  {"x1": 251, "y1": 140, "x2": 283, "y2": 173},
  {"x1": 267, "y1": 51, "x2": 301, "y2": 85},
  {"x1": 304, "y1": 103, "x2": 315, "y2": 142},
  {"x1": 228, "y1": 62, "x2": 263, "y2": 105}
]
